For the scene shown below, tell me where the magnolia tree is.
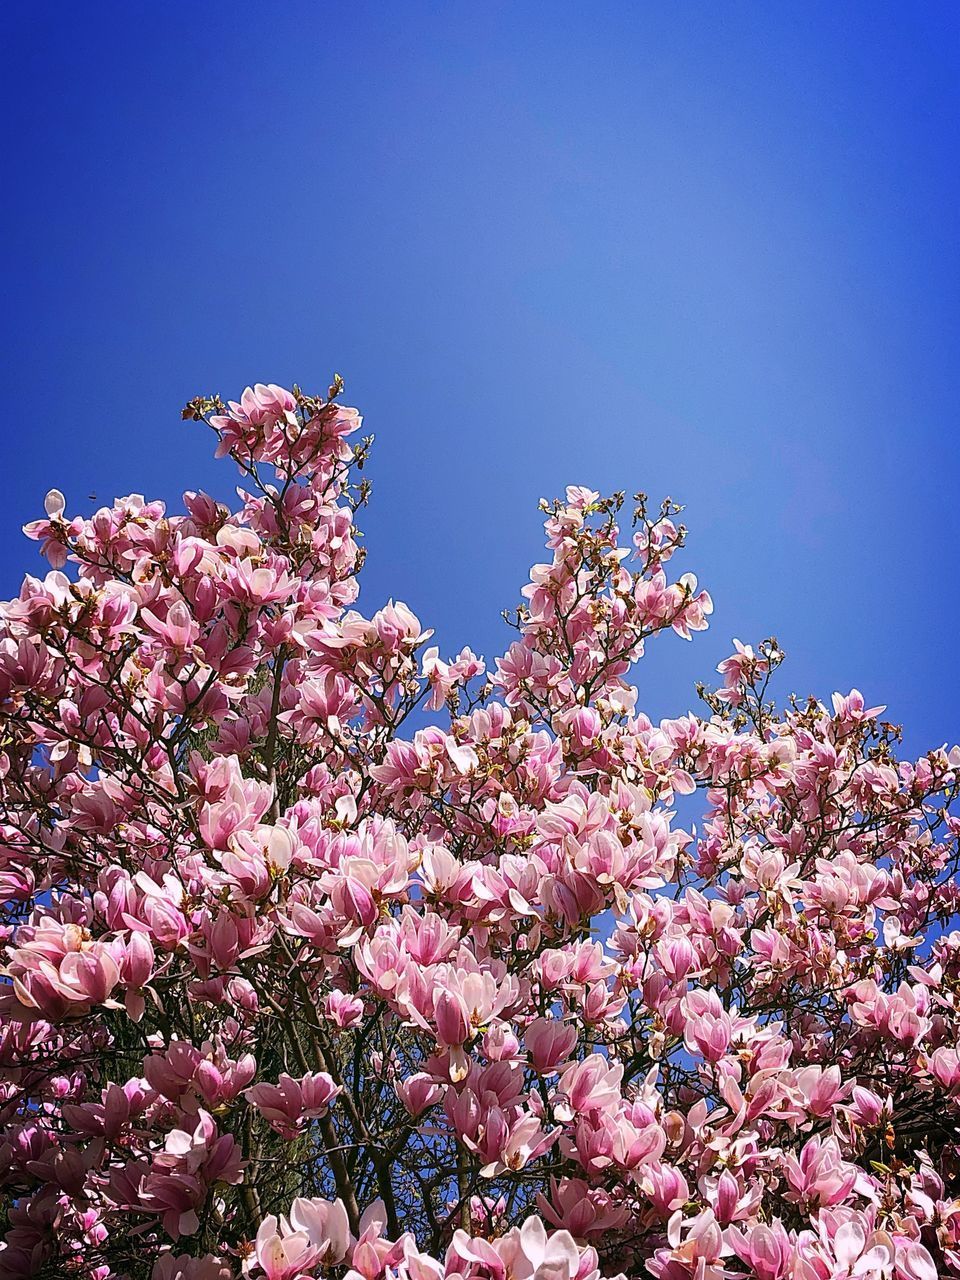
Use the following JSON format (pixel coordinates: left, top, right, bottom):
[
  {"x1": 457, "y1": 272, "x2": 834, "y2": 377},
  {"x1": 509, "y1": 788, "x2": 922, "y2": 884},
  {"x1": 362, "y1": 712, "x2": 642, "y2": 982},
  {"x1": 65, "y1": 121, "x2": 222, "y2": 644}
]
[{"x1": 0, "y1": 379, "x2": 958, "y2": 1280}]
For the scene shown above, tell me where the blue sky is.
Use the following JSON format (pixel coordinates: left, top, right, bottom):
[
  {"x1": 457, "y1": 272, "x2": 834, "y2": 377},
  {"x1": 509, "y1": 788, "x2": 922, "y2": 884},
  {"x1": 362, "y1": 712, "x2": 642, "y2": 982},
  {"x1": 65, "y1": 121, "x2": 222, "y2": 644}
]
[{"x1": 2, "y1": 2, "x2": 957, "y2": 756}]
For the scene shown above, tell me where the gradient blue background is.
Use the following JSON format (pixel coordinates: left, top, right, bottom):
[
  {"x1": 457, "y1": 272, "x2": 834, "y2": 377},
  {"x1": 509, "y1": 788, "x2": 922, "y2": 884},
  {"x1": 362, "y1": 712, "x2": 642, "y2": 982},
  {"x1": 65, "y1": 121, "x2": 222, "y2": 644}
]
[{"x1": 2, "y1": 3, "x2": 957, "y2": 755}]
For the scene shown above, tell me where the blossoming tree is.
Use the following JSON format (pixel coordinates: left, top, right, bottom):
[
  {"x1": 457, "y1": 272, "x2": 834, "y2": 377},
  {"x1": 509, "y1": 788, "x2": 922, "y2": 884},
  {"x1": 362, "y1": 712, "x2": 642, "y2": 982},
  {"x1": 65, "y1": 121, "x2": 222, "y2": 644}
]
[{"x1": 0, "y1": 378, "x2": 958, "y2": 1280}]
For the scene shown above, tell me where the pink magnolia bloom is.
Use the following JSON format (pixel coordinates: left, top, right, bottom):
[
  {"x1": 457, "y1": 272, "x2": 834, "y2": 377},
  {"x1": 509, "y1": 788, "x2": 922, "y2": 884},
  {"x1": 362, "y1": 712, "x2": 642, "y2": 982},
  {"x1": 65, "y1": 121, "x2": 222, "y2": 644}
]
[
  {"x1": 396, "y1": 1072, "x2": 444, "y2": 1116},
  {"x1": 288, "y1": 1197, "x2": 352, "y2": 1266},
  {"x1": 782, "y1": 1136, "x2": 858, "y2": 1209},
  {"x1": 5, "y1": 921, "x2": 121, "y2": 1018},
  {"x1": 242, "y1": 1198, "x2": 350, "y2": 1280},
  {"x1": 525, "y1": 1018, "x2": 577, "y2": 1075},
  {"x1": 244, "y1": 1216, "x2": 318, "y2": 1280},
  {"x1": 554, "y1": 1055, "x2": 623, "y2": 1120},
  {"x1": 726, "y1": 1220, "x2": 794, "y2": 1280},
  {"x1": 246, "y1": 1072, "x2": 341, "y2": 1139}
]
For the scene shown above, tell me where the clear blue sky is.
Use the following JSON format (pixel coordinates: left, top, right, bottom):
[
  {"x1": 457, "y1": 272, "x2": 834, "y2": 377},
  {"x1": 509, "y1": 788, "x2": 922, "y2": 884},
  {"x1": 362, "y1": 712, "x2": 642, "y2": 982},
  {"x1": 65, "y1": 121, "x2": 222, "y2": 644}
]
[{"x1": 2, "y1": 3, "x2": 957, "y2": 755}]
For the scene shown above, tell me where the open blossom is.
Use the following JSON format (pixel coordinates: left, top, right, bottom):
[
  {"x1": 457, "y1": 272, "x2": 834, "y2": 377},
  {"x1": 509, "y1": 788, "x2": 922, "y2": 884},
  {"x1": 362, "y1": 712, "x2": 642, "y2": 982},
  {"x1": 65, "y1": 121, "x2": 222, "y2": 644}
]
[
  {"x1": 243, "y1": 1198, "x2": 352, "y2": 1279},
  {"x1": 782, "y1": 1136, "x2": 858, "y2": 1209},
  {"x1": 0, "y1": 375, "x2": 958, "y2": 1280},
  {"x1": 4, "y1": 920, "x2": 122, "y2": 1017},
  {"x1": 450, "y1": 1216, "x2": 604, "y2": 1280},
  {"x1": 246, "y1": 1071, "x2": 342, "y2": 1139},
  {"x1": 715, "y1": 638, "x2": 772, "y2": 707},
  {"x1": 554, "y1": 1055, "x2": 624, "y2": 1121}
]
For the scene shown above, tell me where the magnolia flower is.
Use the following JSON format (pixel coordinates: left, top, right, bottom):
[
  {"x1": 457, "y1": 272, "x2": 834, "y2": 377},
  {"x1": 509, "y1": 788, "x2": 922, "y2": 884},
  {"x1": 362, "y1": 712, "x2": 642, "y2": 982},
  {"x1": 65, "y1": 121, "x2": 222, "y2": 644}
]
[{"x1": 246, "y1": 1072, "x2": 341, "y2": 1139}]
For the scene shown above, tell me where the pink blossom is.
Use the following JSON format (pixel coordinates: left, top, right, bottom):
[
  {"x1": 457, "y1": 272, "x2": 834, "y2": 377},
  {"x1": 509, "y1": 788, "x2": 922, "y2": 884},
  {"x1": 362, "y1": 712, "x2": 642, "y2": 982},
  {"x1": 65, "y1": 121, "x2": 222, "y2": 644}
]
[{"x1": 246, "y1": 1072, "x2": 341, "y2": 1139}]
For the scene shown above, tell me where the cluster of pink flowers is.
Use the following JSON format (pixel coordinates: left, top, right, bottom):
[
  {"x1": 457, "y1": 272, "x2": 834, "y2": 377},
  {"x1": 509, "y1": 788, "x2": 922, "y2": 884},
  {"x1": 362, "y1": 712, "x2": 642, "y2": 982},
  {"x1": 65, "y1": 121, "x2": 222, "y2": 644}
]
[{"x1": 0, "y1": 377, "x2": 957, "y2": 1280}]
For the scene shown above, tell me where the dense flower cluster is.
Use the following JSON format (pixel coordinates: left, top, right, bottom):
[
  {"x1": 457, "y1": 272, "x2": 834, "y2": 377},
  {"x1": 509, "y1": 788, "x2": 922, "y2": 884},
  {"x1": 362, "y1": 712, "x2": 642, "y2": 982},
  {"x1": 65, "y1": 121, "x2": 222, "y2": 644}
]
[{"x1": 0, "y1": 377, "x2": 958, "y2": 1280}]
